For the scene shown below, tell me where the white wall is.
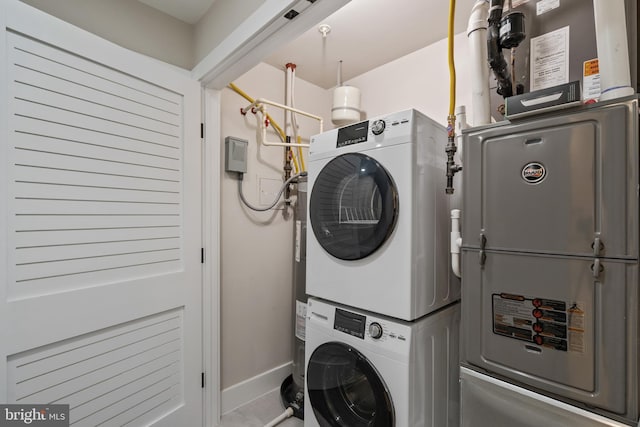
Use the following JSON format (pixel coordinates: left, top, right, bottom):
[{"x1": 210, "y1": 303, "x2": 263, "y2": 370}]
[
  {"x1": 20, "y1": 0, "x2": 194, "y2": 70},
  {"x1": 194, "y1": 0, "x2": 266, "y2": 66},
  {"x1": 219, "y1": 62, "x2": 331, "y2": 395},
  {"x1": 348, "y1": 31, "x2": 474, "y2": 126}
]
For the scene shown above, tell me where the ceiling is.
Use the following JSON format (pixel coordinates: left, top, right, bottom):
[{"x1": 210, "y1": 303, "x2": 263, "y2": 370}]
[
  {"x1": 138, "y1": 0, "x2": 216, "y2": 24},
  {"x1": 265, "y1": 0, "x2": 478, "y2": 89},
  {"x1": 139, "y1": 0, "x2": 478, "y2": 89}
]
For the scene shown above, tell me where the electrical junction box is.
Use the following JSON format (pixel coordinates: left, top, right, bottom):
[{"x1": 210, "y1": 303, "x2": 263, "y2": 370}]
[{"x1": 224, "y1": 136, "x2": 248, "y2": 173}]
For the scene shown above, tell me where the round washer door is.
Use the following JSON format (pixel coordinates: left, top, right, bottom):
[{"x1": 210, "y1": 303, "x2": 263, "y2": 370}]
[
  {"x1": 307, "y1": 342, "x2": 395, "y2": 427},
  {"x1": 309, "y1": 153, "x2": 398, "y2": 260}
]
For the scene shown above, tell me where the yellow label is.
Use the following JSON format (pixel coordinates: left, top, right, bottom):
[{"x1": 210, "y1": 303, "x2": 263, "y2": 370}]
[{"x1": 584, "y1": 59, "x2": 599, "y2": 77}]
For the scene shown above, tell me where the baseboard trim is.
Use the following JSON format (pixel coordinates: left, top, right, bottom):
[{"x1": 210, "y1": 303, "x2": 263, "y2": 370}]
[{"x1": 221, "y1": 361, "x2": 293, "y2": 415}]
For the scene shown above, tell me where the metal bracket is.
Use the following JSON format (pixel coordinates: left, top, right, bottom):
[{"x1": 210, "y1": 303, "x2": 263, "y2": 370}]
[{"x1": 479, "y1": 233, "x2": 487, "y2": 267}]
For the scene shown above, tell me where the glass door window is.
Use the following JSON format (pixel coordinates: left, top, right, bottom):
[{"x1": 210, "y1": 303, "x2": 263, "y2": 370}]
[
  {"x1": 307, "y1": 342, "x2": 395, "y2": 426},
  {"x1": 310, "y1": 153, "x2": 398, "y2": 260}
]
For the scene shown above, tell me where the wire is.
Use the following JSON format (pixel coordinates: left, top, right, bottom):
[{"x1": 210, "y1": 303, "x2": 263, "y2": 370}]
[{"x1": 238, "y1": 172, "x2": 307, "y2": 212}]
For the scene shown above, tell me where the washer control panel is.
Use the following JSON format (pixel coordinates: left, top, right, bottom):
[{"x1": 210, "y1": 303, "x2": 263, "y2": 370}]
[{"x1": 332, "y1": 306, "x2": 410, "y2": 346}]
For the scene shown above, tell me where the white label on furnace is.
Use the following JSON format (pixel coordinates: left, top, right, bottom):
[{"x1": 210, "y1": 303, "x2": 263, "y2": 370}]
[
  {"x1": 530, "y1": 26, "x2": 570, "y2": 91},
  {"x1": 295, "y1": 220, "x2": 301, "y2": 263},
  {"x1": 537, "y1": 0, "x2": 560, "y2": 15},
  {"x1": 295, "y1": 300, "x2": 307, "y2": 341}
]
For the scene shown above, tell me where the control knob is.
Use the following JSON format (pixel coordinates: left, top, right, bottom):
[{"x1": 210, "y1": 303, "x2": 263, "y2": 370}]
[
  {"x1": 371, "y1": 120, "x2": 386, "y2": 135},
  {"x1": 369, "y1": 322, "x2": 383, "y2": 339}
]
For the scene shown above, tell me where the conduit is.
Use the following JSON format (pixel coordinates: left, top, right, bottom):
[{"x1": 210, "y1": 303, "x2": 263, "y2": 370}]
[{"x1": 238, "y1": 172, "x2": 307, "y2": 212}]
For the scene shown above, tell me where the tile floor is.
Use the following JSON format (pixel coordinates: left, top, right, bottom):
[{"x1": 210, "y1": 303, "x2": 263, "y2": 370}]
[{"x1": 218, "y1": 389, "x2": 304, "y2": 427}]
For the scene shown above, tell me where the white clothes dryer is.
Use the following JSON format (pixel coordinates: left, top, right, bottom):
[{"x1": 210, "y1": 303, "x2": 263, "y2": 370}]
[
  {"x1": 304, "y1": 297, "x2": 460, "y2": 427},
  {"x1": 307, "y1": 109, "x2": 459, "y2": 321}
]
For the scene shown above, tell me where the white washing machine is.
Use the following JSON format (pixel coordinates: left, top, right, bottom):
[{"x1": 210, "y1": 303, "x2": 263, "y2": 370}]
[
  {"x1": 304, "y1": 297, "x2": 460, "y2": 427},
  {"x1": 306, "y1": 109, "x2": 460, "y2": 321}
]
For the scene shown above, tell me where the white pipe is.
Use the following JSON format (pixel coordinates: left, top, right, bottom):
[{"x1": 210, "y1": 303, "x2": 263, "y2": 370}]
[
  {"x1": 285, "y1": 65, "x2": 293, "y2": 138},
  {"x1": 256, "y1": 107, "x2": 311, "y2": 148},
  {"x1": 242, "y1": 98, "x2": 323, "y2": 148},
  {"x1": 593, "y1": 0, "x2": 635, "y2": 101},
  {"x1": 451, "y1": 209, "x2": 462, "y2": 278},
  {"x1": 467, "y1": 0, "x2": 491, "y2": 126},
  {"x1": 264, "y1": 407, "x2": 294, "y2": 427},
  {"x1": 242, "y1": 98, "x2": 324, "y2": 128}
]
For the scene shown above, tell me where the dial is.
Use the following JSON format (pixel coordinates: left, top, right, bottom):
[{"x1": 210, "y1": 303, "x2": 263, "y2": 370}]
[
  {"x1": 369, "y1": 322, "x2": 383, "y2": 339},
  {"x1": 371, "y1": 119, "x2": 386, "y2": 135}
]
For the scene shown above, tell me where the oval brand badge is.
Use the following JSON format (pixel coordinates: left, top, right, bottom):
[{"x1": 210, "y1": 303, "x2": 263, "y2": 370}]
[{"x1": 521, "y1": 162, "x2": 546, "y2": 184}]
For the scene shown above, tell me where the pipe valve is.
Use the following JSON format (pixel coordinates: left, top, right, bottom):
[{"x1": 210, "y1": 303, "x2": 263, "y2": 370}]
[{"x1": 445, "y1": 114, "x2": 462, "y2": 195}]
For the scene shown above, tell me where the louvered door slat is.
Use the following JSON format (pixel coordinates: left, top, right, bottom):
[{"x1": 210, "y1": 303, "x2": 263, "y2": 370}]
[
  {"x1": 14, "y1": 125, "x2": 181, "y2": 170},
  {"x1": 9, "y1": 33, "x2": 181, "y2": 113},
  {"x1": 14, "y1": 83, "x2": 181, "y2": 137},
  {"x1": 13, "y1": 115, "x2": 181, "y2": 159},
  {"x1": 15, "y1": 227, "x2": 180, "y2": 248},
  {"x1": 12, "y1": 100, "x2": 181, "y2": 149},
  {"x1": 13, "y1": 166, "x2": 181, "y2": 194},
  {"x1": 13, "y1": 64, "x2": 180, "y2": 125},
  {"x1": 13, "y1": 149, "x2": 180, "y2": 182}
]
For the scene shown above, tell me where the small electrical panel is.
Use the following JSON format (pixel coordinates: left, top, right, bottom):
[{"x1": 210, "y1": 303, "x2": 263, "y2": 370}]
[{"x1": 225, "y1": 136, "x2": 248, "y2": 173}]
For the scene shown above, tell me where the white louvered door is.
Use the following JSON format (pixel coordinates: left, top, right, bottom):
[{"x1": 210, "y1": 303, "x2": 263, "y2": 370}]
[{"x1": 1, "y1": 2, "x2": 203, "y2": 426}]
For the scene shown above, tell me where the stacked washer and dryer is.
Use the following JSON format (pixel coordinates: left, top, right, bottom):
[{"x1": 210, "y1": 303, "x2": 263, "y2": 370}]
[{"x1": 304, "y1": 109, "x2": 461, "y2": 426}]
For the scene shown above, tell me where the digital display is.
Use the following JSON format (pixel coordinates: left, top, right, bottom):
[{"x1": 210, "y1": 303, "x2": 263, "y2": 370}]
[
  {"x1": 334, "y1": 308, "x2": 366, "y2": 339},
  {"x1": 337, "y1": 121, "x2": 369, "y2": 148}
]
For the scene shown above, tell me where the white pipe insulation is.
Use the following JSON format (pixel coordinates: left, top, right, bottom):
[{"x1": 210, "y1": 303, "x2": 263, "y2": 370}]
[
  {"x1": 593, "y1": 0, "x2": 635, "y2": 101},
  {"x1": 451, "y1": 209, "x2": 462, "y2": 278},
  {"x1": 467, "y1": 0, "x2": 491, "y2": 126}
]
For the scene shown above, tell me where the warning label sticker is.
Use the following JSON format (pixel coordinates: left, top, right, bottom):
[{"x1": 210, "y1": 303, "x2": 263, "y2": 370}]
[
  {"x1": 583, "y1": 58, "x2": 601, "y2": 100},
  {"x1": 295, "y1": 300, "x2": 307, "y2": 341},
  {"x1": 492, "y1": 293, "x2": 585, "y2": 353}
]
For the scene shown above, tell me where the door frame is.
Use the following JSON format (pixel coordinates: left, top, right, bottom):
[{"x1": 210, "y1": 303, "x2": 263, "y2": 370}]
[
  {"x1": 202, "y1": 88, "x2": 221, "y2": 427},
  {"x1": 194, "y1": 1, "x2": 350, "y2": 424}
]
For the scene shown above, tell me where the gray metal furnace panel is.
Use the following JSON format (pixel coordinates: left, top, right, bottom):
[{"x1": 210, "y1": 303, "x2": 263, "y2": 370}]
[
  {"x1": 460, "y1": 367, "x2": 634, "y2": 427},
  {"x1": 461, "y1": 249, "x2": 631, "y2": 417},
  {"x1": 462, "y1": 99, "x2": 638, "y2": 259}
]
